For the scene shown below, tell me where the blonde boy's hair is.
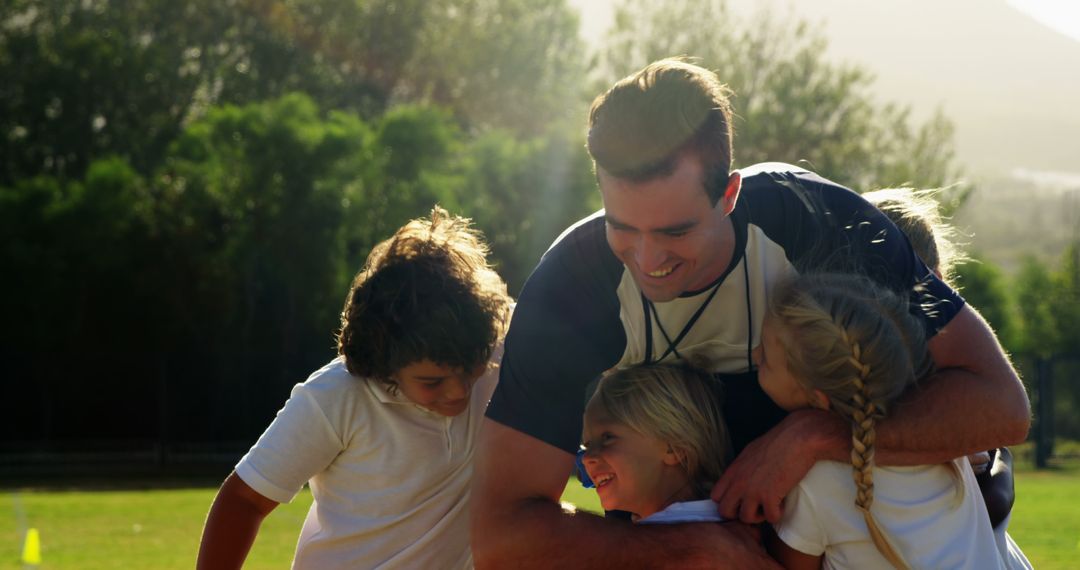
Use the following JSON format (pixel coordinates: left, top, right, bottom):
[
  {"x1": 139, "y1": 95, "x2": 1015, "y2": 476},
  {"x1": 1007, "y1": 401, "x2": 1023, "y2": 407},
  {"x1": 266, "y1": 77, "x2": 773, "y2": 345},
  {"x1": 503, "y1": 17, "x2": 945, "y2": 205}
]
[
  {"x1": 863, "y1": 188, "x2": 965, "y2": 284},
  {"x1": 768, "y1": 272, "x2": 936, "y2": 570},
  {"x1": 586, "y1": 362, "x2": 731, "y2": 499}
]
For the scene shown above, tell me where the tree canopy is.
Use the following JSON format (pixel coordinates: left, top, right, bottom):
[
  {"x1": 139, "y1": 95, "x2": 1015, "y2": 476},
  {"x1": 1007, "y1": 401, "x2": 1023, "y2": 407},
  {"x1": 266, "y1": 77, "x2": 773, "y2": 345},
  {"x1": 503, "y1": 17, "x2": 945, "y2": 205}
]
[{"x1": 7, "y1": 0, "x2": 1071, "y2": 453}]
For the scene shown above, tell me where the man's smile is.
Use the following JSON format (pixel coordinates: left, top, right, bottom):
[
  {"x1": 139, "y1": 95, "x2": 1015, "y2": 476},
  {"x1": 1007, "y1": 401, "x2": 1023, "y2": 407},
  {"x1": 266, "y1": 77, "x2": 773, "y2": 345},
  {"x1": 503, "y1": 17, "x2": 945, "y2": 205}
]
[{"x1": 646, "y1": 264, "x2": 678, "y2": 278}]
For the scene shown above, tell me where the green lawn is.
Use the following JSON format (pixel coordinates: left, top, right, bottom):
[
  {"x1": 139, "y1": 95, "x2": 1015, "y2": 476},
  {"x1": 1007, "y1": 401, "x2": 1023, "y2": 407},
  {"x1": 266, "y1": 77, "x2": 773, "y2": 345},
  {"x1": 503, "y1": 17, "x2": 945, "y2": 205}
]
[
  {"x1": 3, "y1": 463, "x2": 1077, "y2": 569},
  {"x1": 1008, "y1": 460, "x2": 1080, "y2": 568},
  {"x1": 1, "y1": 486, "x2": 310, "y2": 569}
]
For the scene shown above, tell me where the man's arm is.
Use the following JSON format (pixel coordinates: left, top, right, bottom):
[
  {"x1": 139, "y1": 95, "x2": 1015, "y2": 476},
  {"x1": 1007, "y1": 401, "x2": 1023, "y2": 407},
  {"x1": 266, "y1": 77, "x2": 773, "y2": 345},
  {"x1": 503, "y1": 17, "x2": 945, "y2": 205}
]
[
  {"x1": 471, "y1": 419, "x2": 780, "y2": 569},
  {"x1": 764, "y1": 525, "x2": 823, "y2": 570},
  {"x1": 875, "y1": 304, "x2": 1029, "y2": 460},
  {"x1": 196, "y1": 472, "x2": 280, "y2": 570},
  {"x1": 714, "y1": 304, "x2": 1030, "y2": 523}
]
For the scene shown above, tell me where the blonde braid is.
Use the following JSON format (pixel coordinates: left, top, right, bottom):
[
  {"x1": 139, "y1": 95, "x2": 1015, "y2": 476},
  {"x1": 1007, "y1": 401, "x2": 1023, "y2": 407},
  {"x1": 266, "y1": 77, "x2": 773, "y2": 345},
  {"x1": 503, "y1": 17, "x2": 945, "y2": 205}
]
[
  {"x1": 770, "y1": 272, "x2": 942, "y2": 569},
  {"x1": 843, "y1": 330, "x2": 910, "y2": 570}
]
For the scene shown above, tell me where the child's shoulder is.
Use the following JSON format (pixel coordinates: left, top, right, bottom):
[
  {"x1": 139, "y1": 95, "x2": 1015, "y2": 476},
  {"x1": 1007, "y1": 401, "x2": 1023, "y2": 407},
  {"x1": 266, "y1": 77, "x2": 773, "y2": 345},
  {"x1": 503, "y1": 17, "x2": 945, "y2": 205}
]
[
  {"x1": 294, "y1": 357, "x2": 375, "y2": 404},
  {"x1": 302, "y1": 357, "x2": 358, "y2": 386},
  {"x1": 285, "y1": 357, "x2": 391, "y2": 432}
]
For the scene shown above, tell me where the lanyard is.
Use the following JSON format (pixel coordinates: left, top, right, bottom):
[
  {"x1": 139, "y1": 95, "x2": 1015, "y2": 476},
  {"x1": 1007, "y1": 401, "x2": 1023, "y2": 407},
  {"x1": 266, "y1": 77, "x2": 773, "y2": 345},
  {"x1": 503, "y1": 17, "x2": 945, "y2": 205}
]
[{"x1": 642, "y1": 258, "x2": 754, "y2": 369}]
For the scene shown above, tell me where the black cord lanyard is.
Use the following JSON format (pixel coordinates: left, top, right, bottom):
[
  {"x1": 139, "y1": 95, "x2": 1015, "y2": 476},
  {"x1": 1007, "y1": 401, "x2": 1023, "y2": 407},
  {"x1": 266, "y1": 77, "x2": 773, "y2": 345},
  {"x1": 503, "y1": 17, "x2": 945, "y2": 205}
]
[{"x1": 642, "y1": 257, "x2": 753, "y2": 369}]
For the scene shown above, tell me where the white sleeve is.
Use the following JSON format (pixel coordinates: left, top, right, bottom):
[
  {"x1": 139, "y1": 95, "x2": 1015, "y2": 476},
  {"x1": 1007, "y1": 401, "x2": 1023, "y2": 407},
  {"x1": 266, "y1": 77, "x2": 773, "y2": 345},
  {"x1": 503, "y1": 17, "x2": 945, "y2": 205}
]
[
  {"x1": 235, "y1": 382, "x2": 345, "y2": 504},
  {"x1": 773, "y1": 481, "x2": 828, "y2": 556}
]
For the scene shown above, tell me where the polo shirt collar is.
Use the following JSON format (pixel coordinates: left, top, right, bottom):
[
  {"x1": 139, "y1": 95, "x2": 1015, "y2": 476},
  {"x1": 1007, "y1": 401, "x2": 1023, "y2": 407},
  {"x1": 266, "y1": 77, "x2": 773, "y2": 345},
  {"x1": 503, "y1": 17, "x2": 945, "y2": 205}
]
[
  {"x1": 365, "y1": 377, "x2": 408, "y2": 405},
  {"x1": 364, "y1": 376, "x2": 444, "y2": 416}
]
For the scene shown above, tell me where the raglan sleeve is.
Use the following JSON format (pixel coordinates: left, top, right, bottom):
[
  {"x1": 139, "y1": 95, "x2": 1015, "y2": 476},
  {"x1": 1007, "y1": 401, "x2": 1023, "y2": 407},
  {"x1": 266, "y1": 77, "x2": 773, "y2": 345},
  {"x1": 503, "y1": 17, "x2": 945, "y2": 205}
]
[
  {"x1": 485, "y1": 218, "x2": 626, "y2": 454},
  {"x1": 805, "y1": 174, "x2": 966, "y2": 337}
]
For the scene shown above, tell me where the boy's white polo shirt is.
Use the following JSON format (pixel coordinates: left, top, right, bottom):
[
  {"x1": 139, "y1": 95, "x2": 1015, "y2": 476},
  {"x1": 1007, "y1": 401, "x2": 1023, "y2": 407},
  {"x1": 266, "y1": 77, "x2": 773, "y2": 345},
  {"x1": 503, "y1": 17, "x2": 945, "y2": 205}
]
[{"x1": 235, "y1": 347, "x2": 500, "y2": 569}]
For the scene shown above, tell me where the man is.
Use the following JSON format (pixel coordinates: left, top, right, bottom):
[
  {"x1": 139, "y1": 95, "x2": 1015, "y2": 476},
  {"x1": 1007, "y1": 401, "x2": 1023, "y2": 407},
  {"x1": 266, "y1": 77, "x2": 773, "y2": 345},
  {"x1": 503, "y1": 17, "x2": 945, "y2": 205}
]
[{"x1": 471, "y1": 59, "x2": 1029, "y2": 568}]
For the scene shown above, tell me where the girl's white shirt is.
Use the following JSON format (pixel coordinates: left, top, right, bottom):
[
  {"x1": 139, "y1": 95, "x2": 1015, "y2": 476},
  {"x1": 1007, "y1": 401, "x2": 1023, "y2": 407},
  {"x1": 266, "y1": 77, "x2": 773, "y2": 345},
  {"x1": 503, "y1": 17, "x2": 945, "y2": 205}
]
[{"x1": 774, "y1": 456, "x2": 1030, "y2": 570}]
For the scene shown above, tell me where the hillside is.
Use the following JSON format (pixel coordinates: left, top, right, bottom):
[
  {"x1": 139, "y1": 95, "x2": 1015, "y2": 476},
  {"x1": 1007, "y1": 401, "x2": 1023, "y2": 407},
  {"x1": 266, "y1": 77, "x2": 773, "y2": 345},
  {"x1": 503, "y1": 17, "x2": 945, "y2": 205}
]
[
  {"x1": 954, "y1": 171, "x2": 1080, "y2": 273},
  {"x1": 724, "y1": 0, "x2": 1080, "y2": 177},
  {"x1": 570, "y1": 0, "x2": 1080, "y2": 272}
]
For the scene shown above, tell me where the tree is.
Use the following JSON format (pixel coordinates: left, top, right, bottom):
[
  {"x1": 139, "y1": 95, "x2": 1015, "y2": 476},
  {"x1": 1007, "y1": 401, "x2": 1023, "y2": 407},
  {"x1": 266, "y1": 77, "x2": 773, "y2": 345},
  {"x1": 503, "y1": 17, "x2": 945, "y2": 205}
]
[
  {"x1": 459, "y1": 128, "x2": 599, "y2": 293},
  {"x1": 953, "y1": 255, "x2": 1018, "y2": 352},
  {"x1": 1012, "y1": 256, "x2": 1059, "y2": 359},
  {"x1": 1050, "y1": 242, "x2": 1080, "y2": 358},
  {"x1": 0, "y1": 156, "x2": 163, "y2": 442},
  {"x1": 404, "y1": 0, "x2": 589, "y2": 135},
  {"x1": 154, "y1": 93, "x2": 378, "y2": 434},
  {"x1": 1, "y1": 0, "x2": 589, "y2": 187},
  {"x1": 594, "y1": 0, "x2": 963, "y2": 191},
  {"x1": 1010, "y1": 245, "x2": 1080, "y2": 443},
  {"x1": 146, "y1": 94, "x2": 597, "y2": 439},
  {"x1": 1, "y1": 0, "x2": 219, "y2": 182}
]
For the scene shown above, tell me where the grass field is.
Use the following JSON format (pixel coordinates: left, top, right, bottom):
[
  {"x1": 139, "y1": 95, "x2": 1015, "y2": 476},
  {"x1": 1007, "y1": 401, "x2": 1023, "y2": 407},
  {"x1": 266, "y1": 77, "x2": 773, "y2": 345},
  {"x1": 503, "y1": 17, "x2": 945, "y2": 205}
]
[{"x1": 2, "y1": 459, "x2": 1077, "y2": 569}]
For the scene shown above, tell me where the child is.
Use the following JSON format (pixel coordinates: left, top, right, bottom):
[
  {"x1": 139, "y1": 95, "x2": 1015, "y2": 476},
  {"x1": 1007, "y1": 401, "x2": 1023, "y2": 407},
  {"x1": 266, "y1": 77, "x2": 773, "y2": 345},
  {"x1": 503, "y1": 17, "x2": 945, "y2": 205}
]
[
  {"x1": 578, "y1": 361, "x2": 731, "y2": 524},
  {"x1": 865, "y1": 187, "x2": 1015, "y2": 529},
  {"x1": 758, "y1": 271, "x2": 1029, "y2": 569},
  {"x1": 862, "y1": 187, "x2": 965, "y2": 285},
  {"x1": 197, "y1": 207, "x2": 512, "y2": 569}
]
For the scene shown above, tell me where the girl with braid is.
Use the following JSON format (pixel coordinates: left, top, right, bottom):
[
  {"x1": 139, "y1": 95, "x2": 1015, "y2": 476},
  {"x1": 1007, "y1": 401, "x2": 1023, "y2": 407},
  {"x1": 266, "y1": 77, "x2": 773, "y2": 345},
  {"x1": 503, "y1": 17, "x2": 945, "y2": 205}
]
[{"x1": 757, "y1": 272, "x2": 1028, "y2": 570}]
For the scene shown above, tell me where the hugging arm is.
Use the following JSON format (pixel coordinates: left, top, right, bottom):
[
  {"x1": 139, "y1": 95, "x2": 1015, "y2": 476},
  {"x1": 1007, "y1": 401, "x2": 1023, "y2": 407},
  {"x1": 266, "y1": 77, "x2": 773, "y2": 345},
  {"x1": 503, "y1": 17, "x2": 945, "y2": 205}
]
[
  {"x1": 471, "y1": 419, "x2": 779, "y2": 569},
  {"x1": 715, "y1": 304, "x2": 1029, "y2": 523}
]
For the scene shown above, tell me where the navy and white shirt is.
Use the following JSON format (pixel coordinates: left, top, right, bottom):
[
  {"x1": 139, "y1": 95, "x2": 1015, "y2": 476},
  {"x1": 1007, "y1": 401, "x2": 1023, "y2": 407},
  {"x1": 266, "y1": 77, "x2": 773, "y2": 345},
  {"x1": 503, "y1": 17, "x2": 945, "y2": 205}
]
[{"x1": 487, "y1": 163, "x2": 964, "y2": 455}]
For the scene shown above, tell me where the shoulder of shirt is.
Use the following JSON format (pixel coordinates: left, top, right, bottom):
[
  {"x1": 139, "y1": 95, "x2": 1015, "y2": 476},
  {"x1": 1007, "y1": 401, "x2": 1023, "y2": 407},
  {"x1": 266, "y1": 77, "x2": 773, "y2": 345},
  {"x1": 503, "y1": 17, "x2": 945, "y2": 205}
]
[
  {"x1": 531, "y1": 209, "x2": 621, "y2": 286},
  {"x1": 293, "y1": 357, "x2": 382, "y2": 403},
  {"x1": 546, "y1": 209, "x2": 606, "y2": 252},
  {"x1": 737, "y1": 162, "x2": 811, "y2": 178},
  {"x1": 737, "y1": 162, "x2": 851, "y2": 195}
]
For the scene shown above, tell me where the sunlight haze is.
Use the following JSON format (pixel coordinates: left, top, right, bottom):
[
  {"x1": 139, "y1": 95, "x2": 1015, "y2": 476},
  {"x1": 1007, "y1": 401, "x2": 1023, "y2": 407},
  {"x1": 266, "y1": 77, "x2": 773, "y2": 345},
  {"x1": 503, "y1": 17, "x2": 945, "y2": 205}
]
[{"x1": 567, "y1": 0, "x2": 1080, "y2": 178}]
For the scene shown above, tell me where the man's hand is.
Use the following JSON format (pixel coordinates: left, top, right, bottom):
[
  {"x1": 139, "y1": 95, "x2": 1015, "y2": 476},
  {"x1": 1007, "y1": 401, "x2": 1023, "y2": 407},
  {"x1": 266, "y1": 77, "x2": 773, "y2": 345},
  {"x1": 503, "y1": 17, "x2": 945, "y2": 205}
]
[{"x1": 712, "y1": 409, "x2": 847, "y2": 524}]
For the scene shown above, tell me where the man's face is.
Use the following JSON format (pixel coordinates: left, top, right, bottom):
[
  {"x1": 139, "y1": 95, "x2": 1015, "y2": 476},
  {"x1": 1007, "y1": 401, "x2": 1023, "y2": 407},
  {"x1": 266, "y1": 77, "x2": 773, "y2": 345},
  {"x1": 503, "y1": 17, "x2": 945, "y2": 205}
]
[{"x1": 599, "y1": 154, "x2": 734, "y2": 303}]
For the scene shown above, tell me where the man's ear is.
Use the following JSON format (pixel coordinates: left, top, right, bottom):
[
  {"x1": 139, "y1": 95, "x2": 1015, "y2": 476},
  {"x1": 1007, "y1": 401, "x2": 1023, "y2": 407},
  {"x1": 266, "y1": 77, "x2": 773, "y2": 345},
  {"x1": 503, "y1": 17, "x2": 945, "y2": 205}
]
[{"x1": 720, "y1": 171, "x2": 741, "y2": 215}]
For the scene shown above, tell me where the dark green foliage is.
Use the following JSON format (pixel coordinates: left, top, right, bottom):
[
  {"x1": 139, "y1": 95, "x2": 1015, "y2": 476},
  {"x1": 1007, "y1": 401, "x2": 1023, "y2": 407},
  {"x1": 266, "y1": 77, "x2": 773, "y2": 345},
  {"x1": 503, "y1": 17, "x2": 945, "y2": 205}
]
[
  {"x1": 0, "y1": 90, "x2": 596, "y2": 448},
  {"x1": 956, "y1": 246, "x2": 1080, "y2": 441},
  {"x1": 8, "y1": 0, "x2": 1077, "y2": 456},
  {"x1": 954, "y1": 254, "x2": 1019, "y2": 351}
]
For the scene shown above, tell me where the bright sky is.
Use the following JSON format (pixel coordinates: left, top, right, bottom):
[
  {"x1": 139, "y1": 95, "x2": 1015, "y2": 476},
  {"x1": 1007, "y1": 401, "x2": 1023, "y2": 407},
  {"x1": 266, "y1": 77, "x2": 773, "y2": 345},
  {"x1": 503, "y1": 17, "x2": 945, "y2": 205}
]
[
  {"x1": 567, "y1": 0, "x2": 1080, "y2": 176},
  {"x1": 1007, "y1": 0, "x2": 1080, "y2": 41},
  {"x1": 570, "y1": 0, "x2": 1080, "y2": 45}
]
